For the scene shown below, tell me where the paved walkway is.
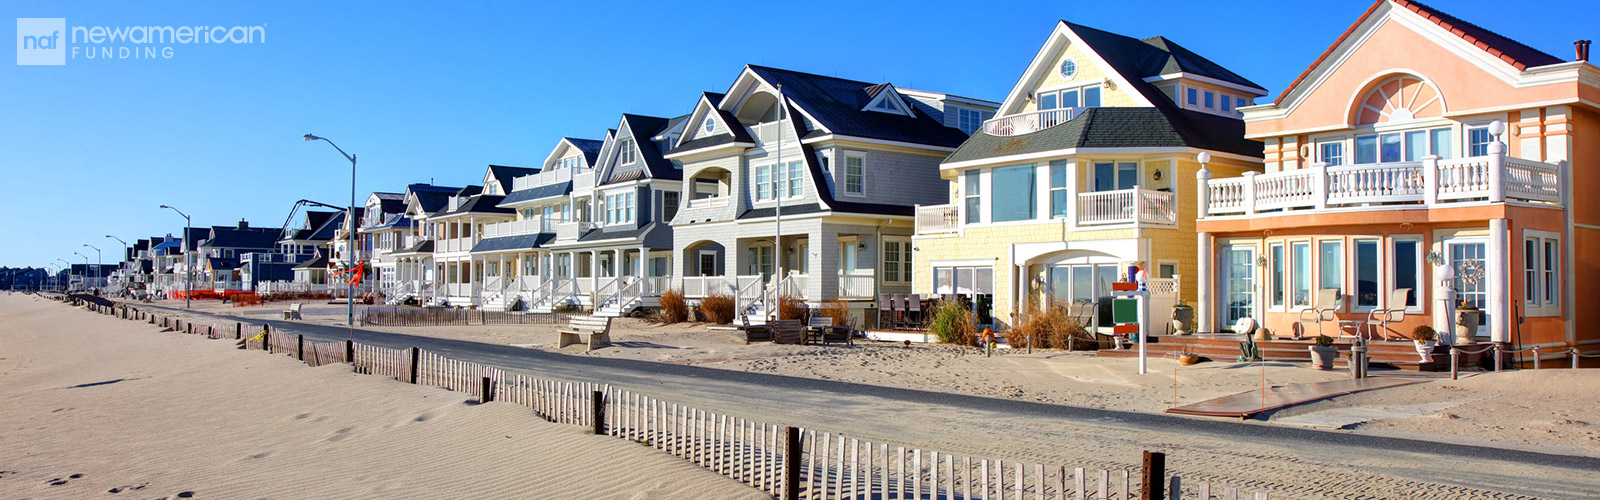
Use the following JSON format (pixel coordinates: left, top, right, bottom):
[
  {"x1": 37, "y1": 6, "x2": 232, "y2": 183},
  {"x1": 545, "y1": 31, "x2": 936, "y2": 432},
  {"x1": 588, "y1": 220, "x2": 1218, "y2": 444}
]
[{"x1": 1165, "y1": 378, "x2": 1428, "y2": 418}]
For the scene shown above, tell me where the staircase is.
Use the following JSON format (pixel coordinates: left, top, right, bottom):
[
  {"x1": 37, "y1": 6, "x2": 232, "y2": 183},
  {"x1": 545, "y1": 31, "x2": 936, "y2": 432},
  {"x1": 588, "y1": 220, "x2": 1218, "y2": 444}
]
[
  {"x1": 1096, "y1": 335, "x2": 1476, "y2": 371},
  {"x1": 528, "y1": 278, "x2": 575, "y2": 313},
  {"x1": 595, "y1": 277, "x2": 666, "y2": 317},
  {"x1": 385, "y1": 282, "x2": 415, "y2": 305}
]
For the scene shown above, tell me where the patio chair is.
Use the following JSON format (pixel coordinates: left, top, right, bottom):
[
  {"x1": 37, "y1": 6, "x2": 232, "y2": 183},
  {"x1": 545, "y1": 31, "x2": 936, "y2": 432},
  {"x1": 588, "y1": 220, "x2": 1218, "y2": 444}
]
[
  {"x1": 1296, "y1": 288, "x2": 1341, "y2": 338},
  {"x1": 741, "y1": 314, "x2": 773, "y2": 344},
  {"x1": 1364, "y1": 288, "x2": 1411, "y2": 341},
  {"x1": 890, "y1": 294, "x2": 906, "y2": 330},
  {"x1": 876, "y1": 293, "x2": 893, "y2": 330},
  {"x1": 906, "y1": 294, "x2": 923, "y2": 329},
  {"x1": 770, "y1": 319, "x2": 804, "y2": 345}
]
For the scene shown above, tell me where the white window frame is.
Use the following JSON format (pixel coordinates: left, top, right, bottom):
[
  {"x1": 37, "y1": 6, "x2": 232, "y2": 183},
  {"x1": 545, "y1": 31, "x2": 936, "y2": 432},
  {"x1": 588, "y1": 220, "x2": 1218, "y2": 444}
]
[
  {"x1": 1048, "y1": 160, "x2": 1071, "y2": 219},
  {"x1": 1465, "y1": 123, "x2": 1493, "y2": 158},
  {"x1": 1268, "y1": 242, "x2": 1286, "y2": 312},
  {"x1": 843, "y1": 152, "x2": 866, "y2": 197},
  {"x1": 785, "y1": 160, "x2": 804, "y2": 199},
  {"x1": 1036, "y1": 83, "x2": 1103, "y2": 110},
  {"x1": 881, "y1": 237, "x2": 911, "y2": 284},
  {"x1": 1156, "y1": 259, "x2": 1179, "y2": 279},
  {"x1": 1387, "y1": 235, "x2": 1424, "y2": 314},
  {"x1": 1317, "y1": 238, "x2": 1345, "y2": 312},
  {"x1": 1352, "y1": 237, "x2": 1384, "y2": 313},
  {"x1": 703, "y1": 117, "x2": 715, "y2": 134},
  {"x1": 963, "y1": 169, "x2": 982, "y2": 224},
  {"x1": 1289, "y1": 239, "x2": 1313, "y2": 310},
  {"x1": 957, "y1": 108, "x2": 986, "y2": 134},
  {"x1": 754, "y1": 164, "x2": 774, "y2": 201},
  {"x1": 1524, "y1": 229, "x2": 1560, "y2": 316},
  {"x1": 618, "y1": 138, "x2": 637, "y2": 164},
  {"x1": 1317, "y1": 140, "x2": 1345, "y2": 166},
  {"x1": 1088, "y1": 159, "x2": 1141, "y2": 192}
]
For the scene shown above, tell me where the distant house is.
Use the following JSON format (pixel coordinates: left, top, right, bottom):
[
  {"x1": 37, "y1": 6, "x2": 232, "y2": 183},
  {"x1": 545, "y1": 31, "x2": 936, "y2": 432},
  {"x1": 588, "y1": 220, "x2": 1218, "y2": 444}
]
[
  {"x1": 386, "y1": 182, "x2": 462, "y2": 304},
  {"x1": 473, "y1": 137, "x2": 603, "y2": 311},
  {"x1": 194, "y1": 220, "x2": 280, "y2": 291}
]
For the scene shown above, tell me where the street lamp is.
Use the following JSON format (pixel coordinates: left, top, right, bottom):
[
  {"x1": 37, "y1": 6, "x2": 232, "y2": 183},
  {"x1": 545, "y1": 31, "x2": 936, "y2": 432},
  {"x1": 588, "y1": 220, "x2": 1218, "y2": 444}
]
[
  {"x1": 304, "y1": 133, "x2": 358, "y2": 327},
  {"x1": 107, "y1": 235, "x2": 128, "y2": 293},
  {"x1": 83, "y1": 244, "x2": 101, "y2": 290},
  {"x1": 160, "y1": 205, "x2": 193, "y2": 309},
  {"x1": 73, "y1": 252, "x2": 89, "y2": 292}
]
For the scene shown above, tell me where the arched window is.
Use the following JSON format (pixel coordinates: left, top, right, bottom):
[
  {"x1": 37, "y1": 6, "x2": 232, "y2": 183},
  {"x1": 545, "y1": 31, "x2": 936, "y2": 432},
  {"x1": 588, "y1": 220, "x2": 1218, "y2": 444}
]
[{"x1": 1352, "y1": 75, "x2": 1443, "y2": 126}]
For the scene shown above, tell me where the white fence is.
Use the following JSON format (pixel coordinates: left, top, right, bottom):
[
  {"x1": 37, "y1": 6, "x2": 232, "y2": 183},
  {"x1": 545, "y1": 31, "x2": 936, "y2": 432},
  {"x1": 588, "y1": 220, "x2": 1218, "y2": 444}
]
[{"x1": 982, "y1": 107, "x2": 1085, "y2": 136}]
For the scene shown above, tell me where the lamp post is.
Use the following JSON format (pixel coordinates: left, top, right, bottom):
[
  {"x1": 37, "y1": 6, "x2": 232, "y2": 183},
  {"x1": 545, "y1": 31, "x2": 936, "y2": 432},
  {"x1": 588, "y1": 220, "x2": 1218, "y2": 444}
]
[
  {"x1": 107, "y1": 235, "x2": 128, "y2": 294},
  {"x1": 55, "y1": 259, "x2": 70, "y2": 292},
  {"x1": 73, "y1": 252, "x2": 89, "y2": 292},
  {"x1": 83, "y1": 244, "x2": 101, "y2": 291},
  {"x1": 303, "y1": 133, "x2": 358, "y2": 327},
  {"x1": 160, "y1": 205, "x2": 193, "y2": 309}
]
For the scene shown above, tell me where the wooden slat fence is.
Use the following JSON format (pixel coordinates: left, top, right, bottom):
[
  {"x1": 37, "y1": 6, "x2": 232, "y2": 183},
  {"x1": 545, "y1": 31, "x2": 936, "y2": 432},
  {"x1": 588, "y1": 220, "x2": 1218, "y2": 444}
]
[{"x1": 70, "y1": 297, "x2": 1331, "y2": 500}]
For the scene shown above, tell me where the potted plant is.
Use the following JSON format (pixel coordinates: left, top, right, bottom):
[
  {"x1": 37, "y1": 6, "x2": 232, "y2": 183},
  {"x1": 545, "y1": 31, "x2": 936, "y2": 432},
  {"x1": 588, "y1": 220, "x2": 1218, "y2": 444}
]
[
  {"x1": 1412, "y1": 325, "x2": 1438, "y2": 363},
  {"x1": 1455, "y1": 302, "x2": 1481, "y2": 345},
  {"x1": 1177, "y1": 347, "x2": 1202, "y2": 366},
  {"x1": 1308, "y1": 334, "x2": 1337, "y2": 370}
]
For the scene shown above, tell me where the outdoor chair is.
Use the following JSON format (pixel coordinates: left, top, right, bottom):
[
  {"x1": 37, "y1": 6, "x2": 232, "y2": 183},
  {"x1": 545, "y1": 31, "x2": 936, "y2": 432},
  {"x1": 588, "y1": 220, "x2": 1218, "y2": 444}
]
[
  {"x1": 906, "y1": 294, "x2": 923, "y2": 329},
  {"x1": 1296, "y1": 288, "x2": 1341, "y2": 338},
  {"x1": 891, "y1": 294, "x2": 906, "y2": 330},
  {"x1": 876, "y1": 293, "x2": 893, "y2": 330},
  {"x1": 770, "y1": 319, "x2": 804, "y2": 345},
  {"x1": 282, "y1": 302, "x2": 302, "y2": 320},
  {"x1": 741, "y1": 314, "x2": 773, "y2": 344},
  {"x1": 1365, "y1": 288, "x2": 1411, "y2": 341}
]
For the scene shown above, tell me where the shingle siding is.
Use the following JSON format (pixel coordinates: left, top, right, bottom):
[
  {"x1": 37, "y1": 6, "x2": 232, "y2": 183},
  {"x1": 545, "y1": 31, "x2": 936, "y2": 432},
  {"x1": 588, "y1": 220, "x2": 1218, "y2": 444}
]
[{"x1": 828, "y1": 147, "x2": 949, "y2": 207}]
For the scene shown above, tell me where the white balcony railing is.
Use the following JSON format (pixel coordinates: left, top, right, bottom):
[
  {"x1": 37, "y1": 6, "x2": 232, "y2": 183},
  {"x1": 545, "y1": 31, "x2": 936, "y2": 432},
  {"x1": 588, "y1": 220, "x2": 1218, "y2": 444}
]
[
  {"x1": 555, "y1": 221, "x2": 596, "y2": 241},
  {"x1": 1076, "y1": 188, "x2": 1178, "y2": 227},
  {"x1": 745, "y1": 121, "x2": 798, "y2": 149},
  {"x1": 1202, "y1": 154, "x2": 1564, "y2": 217},
  {"x1": 915, "y1": 204, "x2": 961, "y2": 234},
  {"x1": 480, "y1": 218, "x2": 560, "y2": 239},
  {"x1": 437, "y1": 237, "x2": 474, "y2": 253},
  {"x1": 981, "y1": 107, "x2": 1085, "y2": 136},
  {"x1": 837, "y1": 275, "x2": 874, "y2": 300},
  {"x1": 572, "y1": 171, "x2": 596, "y2": 192},
  {"x1": 510, "y1": 166, "x2": 578, "y2": 192},
  {"x1": 687, "y1": 197, "x2": 730, "y2": 209}
]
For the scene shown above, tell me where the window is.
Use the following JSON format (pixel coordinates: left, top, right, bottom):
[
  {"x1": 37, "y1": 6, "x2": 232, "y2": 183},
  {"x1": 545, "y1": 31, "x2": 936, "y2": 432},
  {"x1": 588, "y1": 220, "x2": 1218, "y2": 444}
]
[
  {"x1": 964, "y1": 170, "x2": 981, "y2": 224},
  {"x1": 844, "y1": 155, "x2": 865, "y2": 196},
  {"x1": 872, "y1": 96, "x2": 903, "y2": 113},
  {"x1": 662, "y1": 191, "x2": 679, "y2": 221},
  {"x1": 1040, "y1": 92, "x2": 1058, "y2": 110},
  {"x1": 703, "y1": 117, "x2": 715, "y2": 134},
  {"x1": 1236, "y1": 97, "x2": 1247, "y2": 109},
  {"x1": 1049, "y1": 160, "x2": 1070, "y2": 219},
  {"x1": 990, "y1": 164, "x2": 1035, "y2": 222},
  {"x1": 755, "y1": 165, "x2": 772, "y2": 201},
  {"x1": 1291, "y1": 241, "x2": 1311, "y2": 307},
  {"x1": 1091, "y1": 161, "x2": 1138, "y2": 191},
  {"x1": 1355, "y1": 240, "x2": 1380, "y2": 308},
  {"x1": 559, "y1": 157, "x2": 580, "y2": 170},
  {"x1": 604, "y1": 191, "x2": 635, "y2": 224},
  {"x1": 957, "y1": 108, "x2": 986, "y2": 134},
  {"x1": 883, "y1": 239, "x2": 912, "y2": 283},
  {"x1": 1038, "y1": 86, "x2": 1102, "y2": 110},
  {"x1": 1526, "y1": 234, "x2": 1561, "y2": 308},
  {"x1": 1204, "y1": 91, "x2": 1214, "y2": 109},
  {"x1": 748, "y1": 245, "x2": 774, "y2": 277},
  {"x1": 1430, "y1": 129, "x2": 1454, "y2": 160},
  {"x1": 1060, "y1": 58, "x2": 1077, "y2": 79},
  {"x1": 1355, "y1": 135, "x2": 1377, "y2": 164},
  {"x1": 818, "y1": 151, "x2": 832, "y2": 175},
  {"x1": 1391, "y1": 238, "x2": 1420, "y2": 309},
  {"x1": 1186, "y1": 88, "x2": 1197, "y2": 106},
  {"x1": 1319, "y1": 142, "x2": 1344, "y2": 166},
  {"x1": 1083, "y1": 87, "x2": 1101, "y2": 108},
  {"x1": 1379, "y1": 133, "x2": 1402, "y2": 162},
  {"x1": 1221, "y1": 95, "x2": 1232, "y2": 112},
  {"x1": 1157, "y1": 262, "x2": 1178, "y2": 279},
  {"x1": 1269, "y1": 243, "x2": 1285, "y2": 308},
  {"x1": 618, "y1": 138, "x2": 636, "y2": 164},
  {"x1": 1467, "y1": 125, "x2": 1492, "y2": 157},
  {"x1": 1319, "y1": 240, "x2": 1343, "y2": 297},
  {"x1": 785, "y1": 161, "x2": 804, "y2": 197},
  {"x1": 1355, "y1": 127, "x2": 1452, "y2": 164}
]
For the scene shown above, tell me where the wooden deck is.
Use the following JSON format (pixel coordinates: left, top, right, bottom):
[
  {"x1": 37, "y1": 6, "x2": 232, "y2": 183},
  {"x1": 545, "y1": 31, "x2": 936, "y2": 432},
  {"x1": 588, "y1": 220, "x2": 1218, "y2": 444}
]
[{"x1": 1096, "y1": 334, "x2": 1494, "y2": 371}]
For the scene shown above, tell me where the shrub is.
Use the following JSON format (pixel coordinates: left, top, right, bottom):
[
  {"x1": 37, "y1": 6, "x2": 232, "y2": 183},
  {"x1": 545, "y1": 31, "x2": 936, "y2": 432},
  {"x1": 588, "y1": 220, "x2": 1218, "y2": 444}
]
[
  {"x1": 929, "y1": 300, "x2": 976, "y2": 345},
  {"x1": 1313, "y1": 334, "x2": 1334, "y2": 348},
  {"x1": 777, "y1": 294, "x2": 806, "y2": 321},
  {"x1": 1012, "y1": 303, "x2": 1096, "y2": 350},
  {"x1": 654, "y1": 289, "x2": 689, "y2": 324},
  {"x1": 699, "y1": 293, "x2": 736, "y2": 325},
  {"x1": 818, "y1": 300, "x2": 856, "y2": 330},
  {"x1": 1412, "y1": 325, "x2": 1436, "y2": 342}
]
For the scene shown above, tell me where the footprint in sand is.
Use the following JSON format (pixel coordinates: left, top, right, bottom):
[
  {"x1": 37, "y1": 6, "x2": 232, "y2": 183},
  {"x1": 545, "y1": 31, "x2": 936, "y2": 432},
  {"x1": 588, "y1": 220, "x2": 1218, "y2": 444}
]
[
  {"x1": 326, "y1": 427, "x2": 354, "y2": 442},
  {"x1": 0, "y1": 470, "x2": 15, "y2": 479},
  {"x1": 107, "y1": 482, "x2": 148, "y2": 493},
  {"x1": 46, "y1": 473, "x2": 83, "y2": 486}
]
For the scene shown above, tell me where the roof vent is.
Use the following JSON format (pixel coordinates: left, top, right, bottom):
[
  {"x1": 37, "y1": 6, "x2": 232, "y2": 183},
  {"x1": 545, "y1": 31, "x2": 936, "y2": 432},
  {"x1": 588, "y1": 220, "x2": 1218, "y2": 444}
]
[
  {"x1": 1577, "y1": 40, "x2": 1592, "y2": 62},
  {"x1": 238, "y1": 219, "x2": 249, "y2": 229}
]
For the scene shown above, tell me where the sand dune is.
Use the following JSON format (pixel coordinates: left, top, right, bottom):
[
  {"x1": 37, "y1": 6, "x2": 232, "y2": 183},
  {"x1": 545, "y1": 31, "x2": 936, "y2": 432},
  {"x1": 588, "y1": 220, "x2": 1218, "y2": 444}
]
[{"x1": 0, "y1": 295, "x2": 768, "y2": 499}]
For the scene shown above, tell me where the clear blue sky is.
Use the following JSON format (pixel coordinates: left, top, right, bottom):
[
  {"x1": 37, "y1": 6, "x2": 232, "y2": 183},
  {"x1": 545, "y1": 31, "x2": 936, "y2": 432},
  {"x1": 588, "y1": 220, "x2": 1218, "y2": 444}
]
[{"x1": 3, "y1": 0, "x2": 1594, "y2": 269}]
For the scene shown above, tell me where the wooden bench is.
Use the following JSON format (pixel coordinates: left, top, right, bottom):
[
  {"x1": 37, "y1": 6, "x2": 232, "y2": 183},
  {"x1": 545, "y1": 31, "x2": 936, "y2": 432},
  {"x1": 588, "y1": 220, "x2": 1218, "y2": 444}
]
[
  {"x1": 282, "y1": 302, "x2": 302, "y2": 320},
  {"x1": 558, "y1": 315, "x2": 612, "y2": 351}
]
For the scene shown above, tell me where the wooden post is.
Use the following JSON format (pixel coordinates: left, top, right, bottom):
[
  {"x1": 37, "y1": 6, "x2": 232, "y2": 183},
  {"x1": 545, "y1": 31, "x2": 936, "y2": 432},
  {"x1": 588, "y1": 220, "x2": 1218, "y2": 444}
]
[
  {"x1": 345, "y1": 340, "x2": 355, "y2": 363},
  {"x1": 783, "y1": 426, "x2": 800, "y2": 500},
  {"x1": 1450, "y1": 347, "x2": 1459, "y2": 380},
  {"x1": 408, "y1": 347, "x2": 420, "y2": 384},
  {"x1": 1141, "y1": 451, "x2": 1165, "y2": 500},
  {"x1": 296, "y1": 334, "x2": 305, "y2": 361},
  {"x1": 480, "y1": 376, "x2": 494, "y2": 404},
  {"x1": 591, "y1": 390, "x2": 605, "y2": 435}
]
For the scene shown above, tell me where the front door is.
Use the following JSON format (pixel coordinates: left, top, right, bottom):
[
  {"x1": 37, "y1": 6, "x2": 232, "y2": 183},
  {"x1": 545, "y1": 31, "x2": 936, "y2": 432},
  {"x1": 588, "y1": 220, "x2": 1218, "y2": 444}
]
[
  {"x1": 1448, "y1": 240, "x2": 1488, "y2": 326},
  {"x1": 1221, "y1": 245, "x2": 1257, "y2": 329}
]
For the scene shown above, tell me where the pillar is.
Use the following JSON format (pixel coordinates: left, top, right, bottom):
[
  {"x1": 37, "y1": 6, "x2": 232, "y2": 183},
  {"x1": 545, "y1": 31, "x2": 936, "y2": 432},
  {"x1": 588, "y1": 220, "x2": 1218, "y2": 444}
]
[
  {"x1": 1197, "y1": 232, "x2": 1212, "y2": 334},
  {"x1": 1489, "y1": 218, "x2": 1509, "y2": 343}
]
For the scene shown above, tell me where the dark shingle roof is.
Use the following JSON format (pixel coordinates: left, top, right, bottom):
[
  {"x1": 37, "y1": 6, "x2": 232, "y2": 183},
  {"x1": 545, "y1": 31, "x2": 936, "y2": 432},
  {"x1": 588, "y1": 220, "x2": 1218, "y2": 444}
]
[
  {"x1": 667, "y1": 92, "x2": 755, "y2": 156},
  {"x1": 441, "y1": 194, "x2": 513, "y2": 216},
  {"x1": 945, "y1": 107, "x2": 1262, "y2": 164},
  {"x1": 294, "y1": 254, "x2": 328, "y2": 269},
  {"x1": 1274, "y1": 0, "x2": 1566, "y2": 104},
  {"x1": 1138, "y1": 36, "x2": 1264, "y2": 91},
  {"x1": 498, "y1": 181, "x2": 572, "y2": 207},
  {"x1": 488, "y1": 165, "x2": 540, "y2": 189},
  {"x1": 618, "y1": 114, "x2": 681, "y2": 181},
  {"x1": 471, "y1": 233, "x2": 555, "y2": 253},
  {"x1": 745, "y1": 65, "x2": 971, "y2": 148},
  {"x1": 199, "y1": 227, "x2": 280, "y2": 250},
  {"x1": 565, "y1": 138, "x2": 605, "y2": 166},
  {"x1": 392, "y1": 240, "x2": 433, "y2": 254}
]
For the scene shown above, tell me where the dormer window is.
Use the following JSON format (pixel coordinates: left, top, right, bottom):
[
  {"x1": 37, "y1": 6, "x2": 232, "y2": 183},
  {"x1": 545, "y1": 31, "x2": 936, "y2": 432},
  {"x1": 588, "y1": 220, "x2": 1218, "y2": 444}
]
[
  {"x1": 618, "y1": 138, "x2": 637, "y2": 164},
  {"x1": 873, "y1": 98, "x2": 901, "y2": 113}
]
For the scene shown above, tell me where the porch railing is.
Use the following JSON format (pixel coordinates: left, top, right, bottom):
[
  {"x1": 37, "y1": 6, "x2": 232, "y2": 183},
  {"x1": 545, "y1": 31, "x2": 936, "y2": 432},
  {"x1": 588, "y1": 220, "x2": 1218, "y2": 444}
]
[
  {"x1": 555, "y1": 221, "x2": 596, "y2": 242},
  {"x1": 914, "y1": 204, "x2": 960, "y2": 235},
  {"x1": 1202, "y1": 154, "x2": 1565, "y2": 217},
  {"x1": 837, "y1": 275, "x2": 874, "y2": 300},
  {"x1": 1076, "y1": 187, "x2": 1177, "y2": 226}
]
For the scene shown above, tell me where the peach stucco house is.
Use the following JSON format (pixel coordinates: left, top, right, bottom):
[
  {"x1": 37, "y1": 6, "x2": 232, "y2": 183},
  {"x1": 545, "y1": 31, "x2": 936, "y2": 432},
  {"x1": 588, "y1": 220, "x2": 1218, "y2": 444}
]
[{"x1": 1195, "y1": 0, "x2": 1596, "y2": 364}]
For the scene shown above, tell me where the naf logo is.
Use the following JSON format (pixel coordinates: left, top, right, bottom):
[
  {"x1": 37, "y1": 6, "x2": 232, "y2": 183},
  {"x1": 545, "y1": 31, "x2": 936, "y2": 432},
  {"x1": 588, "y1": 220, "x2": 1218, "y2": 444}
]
[{"x1": 17, "y1": 18, "x2": 66, "y2": 65}]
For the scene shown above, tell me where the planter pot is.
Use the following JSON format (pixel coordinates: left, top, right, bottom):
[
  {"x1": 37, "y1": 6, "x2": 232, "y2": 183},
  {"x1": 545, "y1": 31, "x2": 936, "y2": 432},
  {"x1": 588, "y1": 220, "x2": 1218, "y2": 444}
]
[
  {"x1": 1455, "y1": 310, "x2": 1482, "y2": 345},
  {"x1": 1309, "y1": 345, "x2": 1338, "y2": 370},
  {"x1": 1413, "y1": 340, "x2": 1437, "y2": 363},
  {"x1": 1253, "y1": 328, "x2": 1273, "y2": 342},
  {"x1": 1178, "y1": 354, "x2": 1202, "y2": 366},
  {"x1": 1171, "y1": 306, "x2": 1194, "y2": 335}
]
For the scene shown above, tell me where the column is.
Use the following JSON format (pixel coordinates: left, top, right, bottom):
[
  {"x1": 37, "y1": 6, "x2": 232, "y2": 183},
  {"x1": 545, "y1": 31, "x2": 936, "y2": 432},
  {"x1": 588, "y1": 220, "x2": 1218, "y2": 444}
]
[
  {"x1": 1197, "y1": 232, "x2": 1212, "y2": 334},
  {"x1": 1489, "y1": 218, "x2": 1509, "y2": 343}
]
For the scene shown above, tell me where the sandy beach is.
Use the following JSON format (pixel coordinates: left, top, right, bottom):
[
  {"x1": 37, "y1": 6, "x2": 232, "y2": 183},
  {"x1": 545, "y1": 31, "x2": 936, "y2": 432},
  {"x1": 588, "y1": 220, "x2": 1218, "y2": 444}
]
[{"x1": 0, "y1": 294, "x2": 768, "y2": 500}]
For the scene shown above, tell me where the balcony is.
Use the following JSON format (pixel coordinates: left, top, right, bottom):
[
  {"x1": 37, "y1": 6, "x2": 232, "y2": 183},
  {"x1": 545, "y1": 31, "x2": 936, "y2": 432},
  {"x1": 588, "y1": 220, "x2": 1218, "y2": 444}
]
[
  {"x1": 555, "y1": 221, "x2": 597, "y2": 242},
  {"x1": 915, "y1": 204, "x2": 960, "y2": 235},
  {"x1": 480, "y1": 218, "x2": 559, "y2": 239},
  {"x1": 981, "y1": 107, "x2": 1085, "y2": 136},
  {"x1": 437, "y1": 237, "x2": 474, "y2": 253},
  {"x1": 745, "y1": 121, "x2": 798, "y2": 149},
  {"x1": 1077, "y1": 188, "x2": 1177, "y2": 226},
  {"x1": 510, "y1": 167, "x2": 577, "y2": 192},
  {"x1": 1201, "y1": 155, "x2": 1563, "y2": 217},
  {"x1": 687, "y1": 196, "x2": 730, "y2": 209}
]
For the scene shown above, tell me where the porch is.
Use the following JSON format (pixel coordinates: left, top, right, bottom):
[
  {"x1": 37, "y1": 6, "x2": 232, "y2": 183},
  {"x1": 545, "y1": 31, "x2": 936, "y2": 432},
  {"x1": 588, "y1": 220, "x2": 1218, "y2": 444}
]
[{"x1": 1199, "y1": 155, "x2": 1563, "y2": 217}]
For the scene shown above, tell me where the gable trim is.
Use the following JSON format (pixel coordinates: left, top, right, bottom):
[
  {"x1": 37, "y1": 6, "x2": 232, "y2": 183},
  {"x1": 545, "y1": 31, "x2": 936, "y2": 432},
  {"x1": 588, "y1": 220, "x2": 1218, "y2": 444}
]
[
  {"x1": 861, "y1": 86, "x2": 915, "y2": 117},
  {"x1": 996, "y1": 21, "x2": 1153, "y2": 116}
]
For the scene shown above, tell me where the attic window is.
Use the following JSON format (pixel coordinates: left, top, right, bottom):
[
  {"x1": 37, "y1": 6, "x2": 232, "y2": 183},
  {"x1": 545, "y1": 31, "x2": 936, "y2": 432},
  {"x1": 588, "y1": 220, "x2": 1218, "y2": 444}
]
[
  {"x1": 874, "y1": 98, "x2": 901, "y2": 112},
  {"x1": 703, "y1": 117, "x2": 715, "y2": 134},
  {"x1": 1060, "y1": 58, "x2": 1078, "y2": 80}
]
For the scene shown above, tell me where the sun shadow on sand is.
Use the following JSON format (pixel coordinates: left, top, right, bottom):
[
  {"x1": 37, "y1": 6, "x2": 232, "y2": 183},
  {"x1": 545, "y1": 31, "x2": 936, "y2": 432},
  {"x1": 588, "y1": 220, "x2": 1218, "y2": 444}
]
[{"x1": 67, "y1": 378, "x2": 138, "y2": 389}]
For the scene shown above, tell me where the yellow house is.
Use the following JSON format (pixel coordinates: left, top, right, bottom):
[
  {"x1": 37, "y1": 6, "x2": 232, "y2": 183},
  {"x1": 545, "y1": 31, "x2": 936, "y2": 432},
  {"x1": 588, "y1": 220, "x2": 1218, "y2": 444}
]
[{"x1": 912, "y1": 21, "x2": 1267, "y2": 330}]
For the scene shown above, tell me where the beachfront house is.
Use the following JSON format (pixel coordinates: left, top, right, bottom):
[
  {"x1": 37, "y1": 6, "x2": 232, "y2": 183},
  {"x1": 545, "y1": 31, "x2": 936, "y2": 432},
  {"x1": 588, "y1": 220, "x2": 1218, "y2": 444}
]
[
  {"x1": 356, "y1": 190, "x2": 408, "y2": 295},
  {"x1": 912, "y1": 21, "x2": 1266, "y2": 332},
  {"x1": 666, "y1": 67, "x2": 997, "y2": 323},
  {"x1": 475, "y1": 137, "x2": 604, "y2": 311},
  {"x1": 406, "y1": 166, "x2": 534, "y2": 306},
  {"x1": 1193, "y1": 0, "x2": 1593, "y2": 364},
  {"x1": 192, "y1": 220, "x2": 280, "y2": 292},
  {"x1": 385, "y1": 183, "x2": 462, "y2": 305}
]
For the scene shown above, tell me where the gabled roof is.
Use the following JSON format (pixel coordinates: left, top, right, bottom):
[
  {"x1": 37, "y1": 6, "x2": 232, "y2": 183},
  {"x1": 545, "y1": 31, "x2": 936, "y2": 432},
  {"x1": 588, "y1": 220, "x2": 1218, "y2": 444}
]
[
  {"x1": 1274, "y1": 0, "x2": 1566, "y2": 104},
  {"x1": 945, "y1": 107, "x2": 1264, "y2": 165},
  {"x1": 369, "y1": 192, "x2": 406, "y2": 217},
  {"x1": 607, "y1": 114, "x2": 682, "y2": 182},
  {"x1": 498, "y1": 181, "x2": 572, "y2": 207},
  {"x1": 487, "y1": 165, "x2": 540, "y2": 190},
  {"x1": 199, "y1": 227, "x2": 280, "y2": 250},
  {"x1": 1138, "y1": 36, "x2": 1265, "y2": 91},
  {"x1": 440, "y1": 194, "x2": 513, "y2": 216},
  {"x1": 668, "y1": 92, "x2": 755, "y2": 156},
  {"x1": 566, "y1": 138, "x2": 605, "y2": 166},
  {"x1": 407, "y1": 184, "x2": 460, "y2": 215},
  {"x1": 362, "y1": 214, "x2": 413, "y2": 232},
  {"x1": 744, "y1": 65, "x2": 971, "y2": 148}
]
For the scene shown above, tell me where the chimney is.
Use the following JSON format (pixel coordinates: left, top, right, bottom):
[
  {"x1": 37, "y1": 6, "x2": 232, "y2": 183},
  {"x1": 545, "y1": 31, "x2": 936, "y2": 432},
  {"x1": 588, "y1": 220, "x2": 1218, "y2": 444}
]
[
  {"x1": 238, "y1": 218, "x2": 249, "y2": 229},
  {"x1": 1577, "y1": 40, "x2": 1592, "y2": 62}
]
